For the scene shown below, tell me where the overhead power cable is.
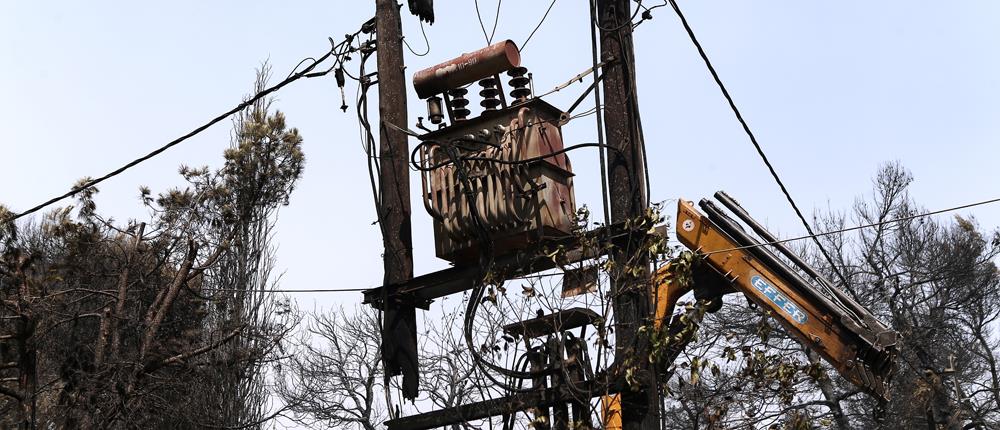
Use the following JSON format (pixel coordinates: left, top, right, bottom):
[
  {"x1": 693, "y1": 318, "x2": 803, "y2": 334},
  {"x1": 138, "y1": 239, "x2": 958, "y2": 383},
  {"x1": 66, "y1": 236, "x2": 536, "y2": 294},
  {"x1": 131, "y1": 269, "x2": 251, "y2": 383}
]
[
  {"x1": 213, "y1": 288, "x2": 370, "y2": 293},
  {"x1": 474, "y1": 0, "x2": 502, "y2": 44},
  {"x1": 705, "y1": 196, "x2": 1000, "y2": 256},
  {"x1": 403, "y1": 20, "x2": 431, "y2": 57},
  {"x1": 182, "y1": 196, "x2": 1000, "y2": 295},
  {"x1": 170, "y1": 193, "x2": 1000, "y2": 295},
  {"x1": 520, "y1": 0, "x2": 558, "y2": 52},
  {"x1": 666, "y1": 0, "x2": 853, "y2": 288},
  {"x1": 2, "y1": 30, "x2": 365, "y2": 226}
]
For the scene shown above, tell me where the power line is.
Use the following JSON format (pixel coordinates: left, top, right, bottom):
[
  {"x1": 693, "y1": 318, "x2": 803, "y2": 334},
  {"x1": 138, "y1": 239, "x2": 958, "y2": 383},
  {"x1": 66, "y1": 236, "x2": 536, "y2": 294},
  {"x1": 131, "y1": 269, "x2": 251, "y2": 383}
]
[
  {"x1": 284, "y1": 57, "x2": 318, "y2": 79},
  {"x1": 520, "y1": 0, "x2": 558, "y2": 52},
  {"x1": 213, "y1": 288, "x2": 370, "y2": 293},
  {"x1": 489, "y1": 0, "x2": 502, "y2": 43},
  {"x1": 666, "y1": 0, "x2": 853, "y2": 289},
  {"x1": 403, "y1": 19, "x2": 431, "y2": 57},
  {"x1": 704, "y1": 196, "x2": 1000, "y2": 256},
  {"x1": 590, "y1": 0, "x2": 612, "y2": 228},
  {"x1": 2, "y1": 31, "x2": 365, "y2": 226},
  {"x1": 211, "y1": 197, "x2": 1000, "y2": 294},
  {"x1": 474, "y1": 0, "x2": 502, "y2": 44}
]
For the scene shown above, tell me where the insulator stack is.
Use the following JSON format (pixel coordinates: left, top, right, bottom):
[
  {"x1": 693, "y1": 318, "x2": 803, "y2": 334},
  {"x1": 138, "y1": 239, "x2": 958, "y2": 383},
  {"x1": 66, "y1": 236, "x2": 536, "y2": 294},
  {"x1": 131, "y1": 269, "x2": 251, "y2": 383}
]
[
  {"x1": 508, "y1": 67, "x2": 531, "y2": 103},
  {"x1": 479, "y1": 77, "x2": 501, "y2": 111},
  {"x1": 449, "y1": 88, "x2": 470, "y2": 121}
]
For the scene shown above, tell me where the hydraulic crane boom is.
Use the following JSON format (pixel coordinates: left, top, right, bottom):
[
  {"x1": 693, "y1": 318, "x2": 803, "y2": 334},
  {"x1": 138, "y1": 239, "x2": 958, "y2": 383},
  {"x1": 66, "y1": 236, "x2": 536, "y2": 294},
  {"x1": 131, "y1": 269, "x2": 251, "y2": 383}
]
[{"x1": 657, "y1": 195, "x2": 899, "y2": 400}]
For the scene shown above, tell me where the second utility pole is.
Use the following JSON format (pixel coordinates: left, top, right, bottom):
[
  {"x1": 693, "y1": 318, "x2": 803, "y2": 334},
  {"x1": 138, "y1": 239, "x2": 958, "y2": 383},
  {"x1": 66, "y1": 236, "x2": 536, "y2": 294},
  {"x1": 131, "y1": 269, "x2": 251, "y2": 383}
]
[
  {"x1": 375, "y1": 0, "x2": 419, "y2": 401},
  {"x1": 596, "y1": 0, "x2": 660, "y2": 428}
]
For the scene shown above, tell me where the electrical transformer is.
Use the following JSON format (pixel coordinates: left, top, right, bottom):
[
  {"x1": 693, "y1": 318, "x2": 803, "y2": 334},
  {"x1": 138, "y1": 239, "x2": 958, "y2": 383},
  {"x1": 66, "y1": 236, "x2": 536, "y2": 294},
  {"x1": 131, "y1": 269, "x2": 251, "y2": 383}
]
[{"x1": 412, "y1": 41, "x2": 577, "y2": 265}]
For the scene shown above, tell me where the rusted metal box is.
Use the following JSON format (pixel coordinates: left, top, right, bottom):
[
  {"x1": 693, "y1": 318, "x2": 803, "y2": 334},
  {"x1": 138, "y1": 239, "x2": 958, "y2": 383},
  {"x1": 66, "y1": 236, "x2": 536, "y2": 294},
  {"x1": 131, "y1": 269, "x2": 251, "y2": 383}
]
[{"x1": 417, "y1": 98, "x2": 577, "y2": 265}]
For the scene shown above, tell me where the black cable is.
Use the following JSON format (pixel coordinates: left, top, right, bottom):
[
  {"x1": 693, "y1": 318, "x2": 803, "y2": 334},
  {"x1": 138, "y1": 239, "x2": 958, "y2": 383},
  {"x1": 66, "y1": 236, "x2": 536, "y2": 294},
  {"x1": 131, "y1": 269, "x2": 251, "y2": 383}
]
[
  {"x1": 3, "y1": 30, "x2": 365, "y2": 225},
  {"x1": 666, "y1": 0, "x2": 853, "y2": 290},
  {"x1": 489, "y1": 0, "x2": 502, "y2": 43},
  {"x1": 285, "y1": 57, "x2": 317, "y2": 80},
  {"x1": 609, "y1": 6, "x2": 652, "y2": 210},
  {"x1": 520, "y1": 0, "x2": 558, "y2": 52},
  {"x1": 354, "y1": 40, "x2": 396, "y2": 280},
  {"x1": 402, "y1": 20, "x2": 431, "y2": 57},
  {"x1": 474, "y1": 0, "x2": 501, "y2": 45},
  {"x1": 592, "y1": 0, "x2": 612, "y2": 228},
  {"x1": 590, "y1": 0, "x2": 651, "y2": 224}
]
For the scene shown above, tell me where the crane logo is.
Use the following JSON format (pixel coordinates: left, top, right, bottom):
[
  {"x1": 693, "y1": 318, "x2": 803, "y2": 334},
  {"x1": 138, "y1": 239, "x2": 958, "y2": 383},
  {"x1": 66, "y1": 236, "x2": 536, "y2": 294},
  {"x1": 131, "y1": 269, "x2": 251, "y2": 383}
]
[
  {"x1": 750, "y1": 274, "x2": 808, "y2": 325},
  {"x1": 682, "y1": 219, "x2": 695, "y2": 232}
]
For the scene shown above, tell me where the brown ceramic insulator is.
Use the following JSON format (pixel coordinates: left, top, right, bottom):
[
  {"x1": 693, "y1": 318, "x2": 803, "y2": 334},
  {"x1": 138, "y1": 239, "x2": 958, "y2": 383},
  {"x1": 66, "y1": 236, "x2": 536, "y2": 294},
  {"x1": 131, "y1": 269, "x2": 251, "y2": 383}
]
[
  {"x1": 479, "y1": 77, "x2": 500, "y2": 110},
  {"x1": 507, "y1": 67, "x2": 531, "y2": 102},
  {"x1": 449, "y1": 88, "x2": 471, "y2": 120}
]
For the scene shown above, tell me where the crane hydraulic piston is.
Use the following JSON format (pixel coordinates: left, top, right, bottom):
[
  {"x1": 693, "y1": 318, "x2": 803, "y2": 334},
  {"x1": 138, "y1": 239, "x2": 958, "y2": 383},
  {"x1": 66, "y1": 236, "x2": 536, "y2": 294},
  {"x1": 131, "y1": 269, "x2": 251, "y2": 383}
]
[{"x1": 656, "y1": 193, "x2": 899, "y2": 401}]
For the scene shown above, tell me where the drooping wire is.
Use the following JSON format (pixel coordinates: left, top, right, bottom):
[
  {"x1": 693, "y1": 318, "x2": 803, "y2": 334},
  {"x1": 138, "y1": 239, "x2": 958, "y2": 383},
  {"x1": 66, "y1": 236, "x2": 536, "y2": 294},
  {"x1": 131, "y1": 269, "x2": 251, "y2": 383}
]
[
  {"x1": 284, "y1": 57, "x2": 317, "y2": 79},
  {"x1": 403, "y1": 19, "x2": 431, "y2": 57},
  {"x1": 520, "y1": 0, "x2": 558, "y2": 52},
  {"x1": 665, "y1": 0, "x2": 853, "y2": 291}
]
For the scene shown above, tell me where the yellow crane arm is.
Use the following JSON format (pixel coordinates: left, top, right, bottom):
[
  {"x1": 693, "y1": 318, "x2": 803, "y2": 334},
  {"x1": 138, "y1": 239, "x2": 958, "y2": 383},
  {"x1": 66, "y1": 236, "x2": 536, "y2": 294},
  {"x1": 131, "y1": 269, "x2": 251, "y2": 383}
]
[{"x1": 661, "y1": 198, "x2": 897, "y2": 400}]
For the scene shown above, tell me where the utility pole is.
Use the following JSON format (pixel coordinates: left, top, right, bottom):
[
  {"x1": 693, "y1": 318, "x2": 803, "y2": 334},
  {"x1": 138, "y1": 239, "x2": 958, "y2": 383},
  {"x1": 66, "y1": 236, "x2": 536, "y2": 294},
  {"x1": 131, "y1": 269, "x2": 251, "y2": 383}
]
[
  {"x1": 596, "y1": 0, "x2": 659, "y2": 428},
  {"x1": 375, "y1": 0, "x2": 418, "y2": 400}
]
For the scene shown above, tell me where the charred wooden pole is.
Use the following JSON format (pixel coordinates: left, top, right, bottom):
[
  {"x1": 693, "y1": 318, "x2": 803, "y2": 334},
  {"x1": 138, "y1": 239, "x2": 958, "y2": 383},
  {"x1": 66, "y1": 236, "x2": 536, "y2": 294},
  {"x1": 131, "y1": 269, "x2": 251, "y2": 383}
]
[
  {"x1": 375, "y1": 0, "x2": 418, "y2": 400},
  {"x1": 11, "y1": 255, "x2": 36, "y2": 430},
  {"x1": 567, "y1": 337, "x2": 594, "y2": 429},
  {"x1": 530, "y1": 346, "x2": 551, "y2": 430},
  {"x1": 548, "y1": 338, "x2": 570, "y2": 430},
  {"x1": 595, "y1": 0, "x2": 659, "y2": 428}
]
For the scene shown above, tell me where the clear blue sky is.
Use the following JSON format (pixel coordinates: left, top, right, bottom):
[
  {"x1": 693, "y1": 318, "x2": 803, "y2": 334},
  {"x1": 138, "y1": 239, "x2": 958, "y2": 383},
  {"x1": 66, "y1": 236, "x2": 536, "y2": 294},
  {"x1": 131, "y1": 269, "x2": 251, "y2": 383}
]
[{"x1": 3, "y1": 1, "x2": 998, "y2": 314}]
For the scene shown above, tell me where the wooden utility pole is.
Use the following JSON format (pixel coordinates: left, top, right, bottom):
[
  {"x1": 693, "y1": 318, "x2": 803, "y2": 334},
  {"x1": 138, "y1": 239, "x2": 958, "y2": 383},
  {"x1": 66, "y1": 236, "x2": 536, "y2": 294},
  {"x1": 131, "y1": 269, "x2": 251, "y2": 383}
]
[
  {"x1": 596, "y1": 0, "x2": 659, "y2": 428},
  {"x1": 375, "y1": 0, "x2": 418, "y2": 400}
]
